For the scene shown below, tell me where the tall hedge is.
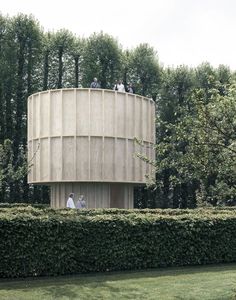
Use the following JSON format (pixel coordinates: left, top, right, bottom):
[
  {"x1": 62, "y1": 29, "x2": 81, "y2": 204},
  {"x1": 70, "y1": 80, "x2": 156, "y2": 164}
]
[{"x1": 1, "y1": 207, "x2": 236, "y2": 278}]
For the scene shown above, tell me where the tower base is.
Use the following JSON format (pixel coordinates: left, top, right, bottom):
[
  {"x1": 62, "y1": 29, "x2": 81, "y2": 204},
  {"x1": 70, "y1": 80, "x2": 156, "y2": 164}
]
[{"x1": 50, "y1": 182, "x2": 134, "y2": 209}]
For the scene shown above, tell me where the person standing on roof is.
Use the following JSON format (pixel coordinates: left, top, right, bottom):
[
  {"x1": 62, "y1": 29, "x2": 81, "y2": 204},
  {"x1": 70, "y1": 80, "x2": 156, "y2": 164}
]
[
  {"x1": 90, "y1": 77, "x2": 101, "y2": 88},
  {"x1": 113, "y1": 80, "x2": 125, "y2": 92}
]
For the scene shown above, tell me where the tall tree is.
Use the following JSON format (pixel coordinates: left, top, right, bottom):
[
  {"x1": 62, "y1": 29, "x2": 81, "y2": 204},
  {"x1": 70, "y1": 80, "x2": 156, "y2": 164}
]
[
  {"x1": 127, "y1": 44, "x2": 161, "y2": 97},
  {"x1": 145, "y1": 64, "x2": 235, "y2": 208},
  {"x1": 183, "y1": 81, "x2": 236, "y2": 206},
  {"x1": 70, "y1": 37, "x2": 84, "y2": 88},
  {"x1": 42, "y1": 32, "x2": 52, "y2": 91},
  {"x1": 81, "y1": 32, "x2": 122, "y2": 89},
  {"x1": 49, "y1": 29, "x2": 75, "y2": 89},
  {"x1": 0, "y1": 14, "x2": 44, "y2": 202},
  {"x1": 154, "y1": 66, "x2": 196, "y2": 208}
]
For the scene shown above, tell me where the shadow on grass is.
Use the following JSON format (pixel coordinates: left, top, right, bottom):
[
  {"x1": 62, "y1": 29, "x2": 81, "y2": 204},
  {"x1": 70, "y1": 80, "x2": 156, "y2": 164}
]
[
  {"x1": 1, "y1": 263, "x2": 236, "y2": 295},
  {"x1": 38, "y1": 285, "x2": 79, "y2": 300}
]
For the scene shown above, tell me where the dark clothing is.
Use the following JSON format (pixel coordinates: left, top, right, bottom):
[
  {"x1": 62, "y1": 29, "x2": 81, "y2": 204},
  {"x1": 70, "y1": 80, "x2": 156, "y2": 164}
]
[
  {"x1": 90, "y1": 81, "x2": 100, "y2": 88},
  {"x1": 127, "y1": 87, "x2": 134, "y2": 93}
]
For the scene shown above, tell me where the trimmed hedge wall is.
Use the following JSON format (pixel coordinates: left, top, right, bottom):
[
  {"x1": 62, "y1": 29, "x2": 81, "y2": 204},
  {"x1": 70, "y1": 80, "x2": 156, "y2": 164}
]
[{"x1": 1, "y1": 207, "x2": 236, "y2": 278}]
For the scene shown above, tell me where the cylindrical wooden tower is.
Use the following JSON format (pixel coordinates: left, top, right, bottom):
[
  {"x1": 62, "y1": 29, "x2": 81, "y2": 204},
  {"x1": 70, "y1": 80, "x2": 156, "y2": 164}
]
[{"x1": 27, "y1": 88, "x2": 155, "y2": 208}]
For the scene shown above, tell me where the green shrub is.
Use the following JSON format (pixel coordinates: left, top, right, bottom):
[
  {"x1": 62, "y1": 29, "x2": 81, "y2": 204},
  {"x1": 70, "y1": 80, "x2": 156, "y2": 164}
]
[
  {"x1": 1, "y1": 207, "x2": 236, "y2": 278},
  {"x1": 0, "y1": 203, "x2": 49, "y2": 209}
]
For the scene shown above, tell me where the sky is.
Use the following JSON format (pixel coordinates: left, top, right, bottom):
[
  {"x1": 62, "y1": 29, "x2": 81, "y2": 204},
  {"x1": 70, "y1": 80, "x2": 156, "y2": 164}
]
[{"x1": 1, "y1": 0, "x2": 236, "y2": 70}]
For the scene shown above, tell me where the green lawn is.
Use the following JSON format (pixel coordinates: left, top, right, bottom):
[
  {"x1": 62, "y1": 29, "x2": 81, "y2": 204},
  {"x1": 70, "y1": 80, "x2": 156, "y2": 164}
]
[{"x1": 1, "y1": 264, "x2": 236, "y2": 300}]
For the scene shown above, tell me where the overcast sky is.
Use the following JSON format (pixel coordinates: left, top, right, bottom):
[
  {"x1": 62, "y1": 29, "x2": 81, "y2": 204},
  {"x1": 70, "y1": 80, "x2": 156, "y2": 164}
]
[{"x1": 1, "y1": 0, "x2": 236, "y2": 70}]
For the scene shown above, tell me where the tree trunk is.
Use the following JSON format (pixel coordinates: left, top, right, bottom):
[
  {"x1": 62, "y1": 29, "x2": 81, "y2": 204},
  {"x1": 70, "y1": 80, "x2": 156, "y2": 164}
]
[
  {"x1": 43, "y1": 50, "x2": 49, "y2": 90},
  {"x1": 58, "y1": 47, "x2": 63, "y2": 88},
  {"x1": 74, "y1": 55, "x2": 79, "y2": 88}
]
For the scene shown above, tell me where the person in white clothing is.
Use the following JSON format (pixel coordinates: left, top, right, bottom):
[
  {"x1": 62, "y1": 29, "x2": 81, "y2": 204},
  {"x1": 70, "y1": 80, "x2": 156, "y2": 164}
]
[
  {"x1": 66, "y1": 193, "x2": 75, "y2": 209},
  {"x1": 113, "y1": 80, "x2": 125, "y2": 92}
]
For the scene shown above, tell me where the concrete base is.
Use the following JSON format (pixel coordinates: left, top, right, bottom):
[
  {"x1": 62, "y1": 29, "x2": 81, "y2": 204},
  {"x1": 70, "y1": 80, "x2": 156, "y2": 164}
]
[{"x1": 50, "y1": 182, "x2": 134, "y2": 209}]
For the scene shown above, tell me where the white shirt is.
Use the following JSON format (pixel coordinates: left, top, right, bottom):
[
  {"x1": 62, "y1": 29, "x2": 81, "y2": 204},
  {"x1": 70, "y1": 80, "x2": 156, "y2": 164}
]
[
  {"x1": 66, "y1": 197, "x2": 75, "y2": 208},
  {"x1": 117, "y1": 83, "x2": 125, "y2": 92}
]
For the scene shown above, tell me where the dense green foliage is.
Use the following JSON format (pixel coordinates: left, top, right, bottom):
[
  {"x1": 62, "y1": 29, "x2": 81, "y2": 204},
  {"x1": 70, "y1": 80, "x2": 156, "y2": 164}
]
[
  {"x1": 1, "y1": 207, "x2": 236, "y2": 278},
  {"x1": 149, "y1": 64, "x2": 236, "y2": 208},
  {"x1": 0, "y1": 13, "x2": 236, "y2": 207}
]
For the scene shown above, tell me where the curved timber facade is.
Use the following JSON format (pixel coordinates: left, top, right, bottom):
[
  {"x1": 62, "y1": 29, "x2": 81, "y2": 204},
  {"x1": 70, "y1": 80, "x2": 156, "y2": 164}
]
[{"x1": 27, "y1": 88, "x2": 155, "y2": 208}]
